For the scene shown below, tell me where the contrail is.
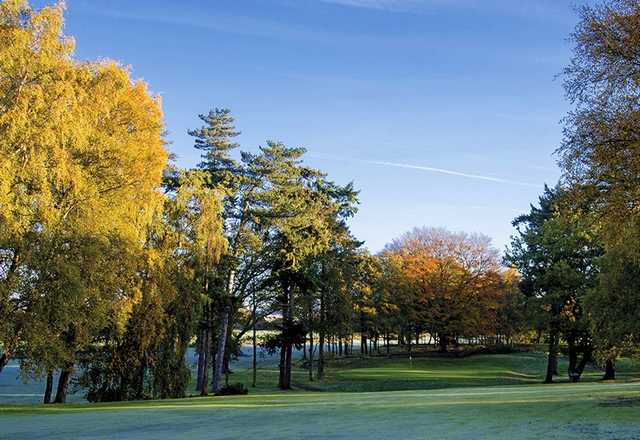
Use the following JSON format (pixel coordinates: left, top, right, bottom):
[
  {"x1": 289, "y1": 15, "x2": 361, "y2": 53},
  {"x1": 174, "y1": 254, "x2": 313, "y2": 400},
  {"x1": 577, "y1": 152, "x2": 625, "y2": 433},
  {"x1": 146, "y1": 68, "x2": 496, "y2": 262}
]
[
  {"x1": 308, "y1": 154, "x2": 540, "y2": 188},
  {"x1": 368, "y1": 160, "x2": 540, "y2": 187}
]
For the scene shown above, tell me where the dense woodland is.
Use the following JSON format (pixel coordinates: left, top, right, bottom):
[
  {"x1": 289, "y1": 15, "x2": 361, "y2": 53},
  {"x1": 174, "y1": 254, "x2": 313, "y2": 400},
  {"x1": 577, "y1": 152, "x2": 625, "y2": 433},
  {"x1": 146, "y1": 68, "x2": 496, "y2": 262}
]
[{"x1": 1, "y1": 0, "x2": 640, "y2": 404}]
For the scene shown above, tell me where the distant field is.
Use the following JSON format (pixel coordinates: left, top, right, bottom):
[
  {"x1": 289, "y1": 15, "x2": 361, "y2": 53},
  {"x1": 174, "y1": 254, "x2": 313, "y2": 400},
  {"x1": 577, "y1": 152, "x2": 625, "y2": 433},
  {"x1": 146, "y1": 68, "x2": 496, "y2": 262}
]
[
  {"x1": 185, "y1": 349, "x2": 640, "y2": 394},
  {"x1": 316, "y1": 352, "x2": 640, "y2": 392}
]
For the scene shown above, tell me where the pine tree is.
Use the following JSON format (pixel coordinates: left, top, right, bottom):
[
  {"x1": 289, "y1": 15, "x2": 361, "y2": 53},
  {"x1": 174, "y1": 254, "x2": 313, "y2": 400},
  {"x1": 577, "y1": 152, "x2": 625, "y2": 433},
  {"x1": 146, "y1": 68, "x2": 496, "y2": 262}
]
[{"x1": 189, "y1": 108, "x2": 240, "y2": 186}]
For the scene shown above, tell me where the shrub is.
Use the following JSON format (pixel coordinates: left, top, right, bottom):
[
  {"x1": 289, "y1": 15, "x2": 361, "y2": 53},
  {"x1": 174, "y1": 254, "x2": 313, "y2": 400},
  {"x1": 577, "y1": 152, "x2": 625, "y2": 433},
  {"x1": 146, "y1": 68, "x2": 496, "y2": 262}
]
[{"x1": 216, "y1": 383, "x2": 248, "y2": 396}]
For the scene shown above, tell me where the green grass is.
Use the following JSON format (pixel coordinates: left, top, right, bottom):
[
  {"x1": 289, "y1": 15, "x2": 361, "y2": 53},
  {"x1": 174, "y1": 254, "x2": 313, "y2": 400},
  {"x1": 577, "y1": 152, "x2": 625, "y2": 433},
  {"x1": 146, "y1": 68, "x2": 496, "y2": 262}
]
[
  {"x1": 2, "y1": 382, "x2": 640, "y2": 439},
  {"x1": 208, "y1": 350, "x2": 639, "y2": 394},
  {"x1": 314, "y1": 352, "x2": 640, "y2": 392},
  {"x1": 2, "y1": 351, "x2": 640, "y2": 439}
]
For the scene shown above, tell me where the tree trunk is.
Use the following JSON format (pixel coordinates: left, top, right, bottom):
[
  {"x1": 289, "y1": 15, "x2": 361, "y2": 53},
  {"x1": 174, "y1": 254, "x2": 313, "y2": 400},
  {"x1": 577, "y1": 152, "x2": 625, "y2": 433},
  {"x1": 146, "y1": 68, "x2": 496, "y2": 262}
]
[
  {"x1": 213, "y1": 270, "x2": 234, "y2": 394},
  {"x1": 318, "y1": 288, "x2": 325, "y2": 380},
  {"x1": 201, "y1": 324, "x2": 211, "y2": 396},
  {"x1": 307, "y1": 300, "x2": 314, "y2": 381},
  {"x1": 603, "y1": 358, "x2": 616, "y2": 380},
  {"x1": 386, "y1": 332, "x2": 390, "y2": 357},
  {"x1": 211, "y1": 311, "x2": 228, "y2": 393},
  {"x1": 439, "y1": 334, "x2": 448, "y2": 353},
  {"x1": 544, "y1": 328, "x2": 559, "y2": 384},
  {"x1": 199, "y1": 264, "x2": 212, "y2": 395},
  {"x1": 252, "y1": 291, "x2": 257, "y2": 388},
  {"x1": 284, "y1": 342, "x2": 293, "y2": 389},
  {"x1": 279, "y1": 339, "x2": 292, "y2": 389},
  {"x1": 223, "y1": 326, "x2": 232, "y2": 387},
  {"x1": 567, "y1": 335, "x2": 578, "y2": 382},
  {"x1": 43, "y1": 370, "x2": 54, "y2": 404},
  {"x1": 0, "y1": 352, "x2": 9, "y2": 375},
  {"x1": 53, "y1": 366, "x2": 73, "y2": 404},
  {"x1": 278, "y1": 341, "x2": 287, "y2": 388},
  {"x1": 286, "y1": 283, "x2": 294, "y2": 389},
  {"x1": 574, "y1": 348, "x2": 591, "y2": 382},
  {"x1": 308, "y1": 330, "x2": 314, "y2": 381},
  {"x1": 135, "y1": 352, "x2": 147, "y2": 399},
  {"x1": 279, "y1": 281, "x2": 293, "y2": 390},
  {"x1": 196, "y1": 329, "x2": 205, "y2": 392}
]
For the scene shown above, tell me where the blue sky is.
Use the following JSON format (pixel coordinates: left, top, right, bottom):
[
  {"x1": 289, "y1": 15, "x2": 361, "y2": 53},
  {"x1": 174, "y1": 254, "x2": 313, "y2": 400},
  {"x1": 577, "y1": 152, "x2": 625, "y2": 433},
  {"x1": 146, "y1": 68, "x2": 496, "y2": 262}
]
[{"x1": 40, "y1": 0, "x2": 581, "y2": 253}]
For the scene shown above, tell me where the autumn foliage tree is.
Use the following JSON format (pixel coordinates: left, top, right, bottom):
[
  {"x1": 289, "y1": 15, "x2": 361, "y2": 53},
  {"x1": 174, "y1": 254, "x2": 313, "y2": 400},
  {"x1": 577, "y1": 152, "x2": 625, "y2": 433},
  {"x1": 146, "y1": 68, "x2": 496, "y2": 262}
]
[
  {"x1": 0, "y1": 0, "x2": 169, "y2": 402},
  {"x1": 558, "y1": 0, "x2": 640, "y2": 370},
  {"x1": 384, "y1": 227, "x2": 516, "y2": 352}
]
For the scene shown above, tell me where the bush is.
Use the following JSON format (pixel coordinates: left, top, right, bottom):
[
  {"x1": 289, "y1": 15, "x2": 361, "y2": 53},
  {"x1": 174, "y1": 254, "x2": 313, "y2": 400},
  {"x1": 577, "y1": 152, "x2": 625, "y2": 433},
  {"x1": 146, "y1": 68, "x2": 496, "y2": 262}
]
[{"x1": 216, "y1": 383, "x2": 248, "y2": 396}]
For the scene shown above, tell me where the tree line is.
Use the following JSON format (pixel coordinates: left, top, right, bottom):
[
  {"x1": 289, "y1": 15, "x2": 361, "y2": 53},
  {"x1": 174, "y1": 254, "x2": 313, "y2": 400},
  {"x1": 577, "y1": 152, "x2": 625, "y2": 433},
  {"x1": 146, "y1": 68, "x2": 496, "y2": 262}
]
[{"x1": 1, "y1": 0, "x2": 640, "y2": 404}]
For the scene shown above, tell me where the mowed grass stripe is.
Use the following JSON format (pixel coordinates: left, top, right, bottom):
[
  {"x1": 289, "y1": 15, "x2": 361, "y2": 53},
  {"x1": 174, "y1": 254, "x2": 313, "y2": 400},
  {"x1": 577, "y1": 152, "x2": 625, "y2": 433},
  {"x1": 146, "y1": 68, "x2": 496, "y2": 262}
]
[{"x1": 2, "y1": 381, "x2": 638, "y2": 414}]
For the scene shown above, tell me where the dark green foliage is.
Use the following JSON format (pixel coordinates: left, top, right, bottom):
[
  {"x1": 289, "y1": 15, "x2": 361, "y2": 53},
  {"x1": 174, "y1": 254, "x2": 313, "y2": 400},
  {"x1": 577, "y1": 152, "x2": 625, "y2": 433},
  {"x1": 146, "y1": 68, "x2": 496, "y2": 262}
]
[
  {"x1": 76, "y1": 346, "x2": 122, "y2": 403},
  {"x1": 506, "y1": 185, "x2": 602, "y2": 382},
  {"x1": 586, "y1": 245, "x2": 640, "y2": 359},
  {"x1": 261, "y1": 322, "x2": 307, "y2": 355},
  {"x1": 188, "y1": 108, "x2": 240, "y2": 184},
  {"x1": 216, "y1": 382, "x2": 249, "y2": 396}
]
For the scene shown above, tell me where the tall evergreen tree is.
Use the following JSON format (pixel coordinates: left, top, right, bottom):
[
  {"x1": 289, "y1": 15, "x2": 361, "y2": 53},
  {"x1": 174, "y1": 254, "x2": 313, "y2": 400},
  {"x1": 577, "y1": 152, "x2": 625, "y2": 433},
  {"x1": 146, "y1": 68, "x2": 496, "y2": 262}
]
[
  {"x1": 189, "y1": 108, "x2": 240, "y2": 184},
  {"x1": 506, "y1": 185, "x2": 602, "y2": 383}
]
